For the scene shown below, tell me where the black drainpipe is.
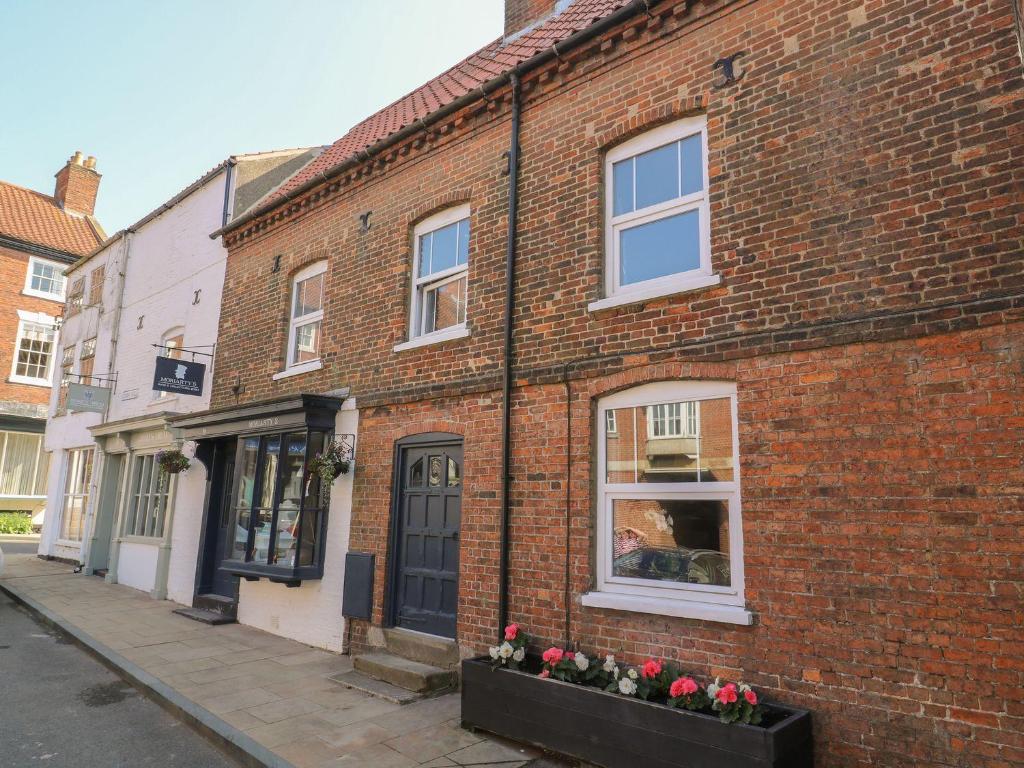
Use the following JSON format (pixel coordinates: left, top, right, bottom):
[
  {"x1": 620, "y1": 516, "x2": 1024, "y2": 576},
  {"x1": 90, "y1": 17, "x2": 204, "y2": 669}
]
[{"x1": 498, "y1": 73, "x2": 522, "y2": 635}]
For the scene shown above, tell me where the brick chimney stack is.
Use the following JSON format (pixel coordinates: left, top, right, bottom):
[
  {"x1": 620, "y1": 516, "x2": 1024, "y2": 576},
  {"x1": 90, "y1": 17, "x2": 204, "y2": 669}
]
[
  {"x1": 54, "y1": 151, "x2": 100, "y2": 216},
  {"x1": 504, "y1": 0, "x2": 566, "y2": 39}
]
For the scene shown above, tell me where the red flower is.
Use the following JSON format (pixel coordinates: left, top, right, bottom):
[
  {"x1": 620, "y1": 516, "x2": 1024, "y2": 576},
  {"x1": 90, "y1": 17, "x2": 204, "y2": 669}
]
[
  {"x1": 504, "y1": 624, "x2": 518, "y2": 641},
  {"x1": 716, "y1": 683, "x2": 738, "y2": 704},
  {"x1": 670, "y1": 677, "x2": 698, "y2": 698},
  {"x1": 542, "y1": 647, "x2": 564, "y2": 664},
  {"x1": 744, "y1": 689, "x2": 758, "y2": 706},
  {"x1": 641, "y1": 659, "x2": 662, "y2": 679}
]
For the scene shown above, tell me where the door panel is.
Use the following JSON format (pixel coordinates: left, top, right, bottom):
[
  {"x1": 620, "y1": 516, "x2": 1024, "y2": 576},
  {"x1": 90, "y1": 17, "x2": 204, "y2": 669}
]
[{"x1": 393, "y1": 441, "x2": 462, "y2": 638}]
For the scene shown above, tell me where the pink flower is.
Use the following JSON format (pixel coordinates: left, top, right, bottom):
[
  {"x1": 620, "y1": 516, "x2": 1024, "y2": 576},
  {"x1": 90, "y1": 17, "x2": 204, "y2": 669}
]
[
  {"x1": 504, "y1": 624, "x2": 519, "y2": 641},
  {"x1": 542, "y1": 647, "x2": 564, "y2": 664},
  {"x1": 744, "y1": 689, "x2": 758, "y2": 706},
  {"x1": 641, "y1": 659, "x2": 662, "y2": 679},
  {"x1": 670, "y1": 677, "x2": 698, "y2": 698},
  {"x1": 716, "y1": 683, "x2": 738, "y2": 704},
  {"x1": 538, "y1": 669, "x2": 550, "y2": 678}
]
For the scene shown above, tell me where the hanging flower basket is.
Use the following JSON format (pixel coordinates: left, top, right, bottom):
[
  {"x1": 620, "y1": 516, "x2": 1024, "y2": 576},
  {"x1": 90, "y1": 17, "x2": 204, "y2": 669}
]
[
  {"x1": 155, "y1": 449, "x2": 190, "y2": 475},
  {"x1": 309, "y1": 440, "x2": 351, "y2": 487}
]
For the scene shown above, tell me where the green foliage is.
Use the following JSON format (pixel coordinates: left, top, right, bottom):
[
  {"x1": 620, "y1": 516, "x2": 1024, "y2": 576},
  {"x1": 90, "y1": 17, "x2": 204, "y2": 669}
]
[{"x1": 0, "y1": 512, "x2": 33, "y2": 534}]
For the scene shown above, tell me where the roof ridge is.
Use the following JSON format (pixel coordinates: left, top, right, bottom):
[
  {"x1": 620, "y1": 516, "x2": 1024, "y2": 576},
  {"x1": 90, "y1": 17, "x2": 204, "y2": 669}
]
[{"x1": 0, "y1": 178, "x2": 58, "y2": 206}]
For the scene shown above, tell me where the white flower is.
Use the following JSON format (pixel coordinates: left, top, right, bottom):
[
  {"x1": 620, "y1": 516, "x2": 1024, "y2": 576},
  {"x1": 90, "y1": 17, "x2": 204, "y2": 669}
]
[
  {"x1": 574, "y1": 652, "x2": 589, "y2": 671},
  {"x1": 498, "y1": 642, "x2": 514, "y2": 659},
  {"x1": 613, "y1": 665, "x2": 620, "y2": 680},
  {"x1": 618, "y1": 677, "x2": 637, "y2": 696},
  {"x1": 602, "y1": 654, "x2": 616, "y2": 673},
  {"x1": 488, "y1": 646, "x2": 500, "y2": 660},
  {"x1": 512, "y1": 647, "x2": 525, "y2": 662},
  {"x1": 627, "y1": 668, "x2": 638, "y2": 680},
  {"x1": 707, "y1": 677, "x2": 721, "y2": 699}
]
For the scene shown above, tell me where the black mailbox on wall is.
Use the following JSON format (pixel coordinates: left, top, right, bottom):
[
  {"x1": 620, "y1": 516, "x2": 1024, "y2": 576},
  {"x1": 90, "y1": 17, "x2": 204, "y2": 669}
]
[{"x1": 342, "y1": 552, "x2": 375, "y2": 620}]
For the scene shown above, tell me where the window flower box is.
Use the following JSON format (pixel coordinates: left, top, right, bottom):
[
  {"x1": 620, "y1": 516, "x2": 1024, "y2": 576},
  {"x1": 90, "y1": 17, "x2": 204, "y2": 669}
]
[{"x1": 461, "y1": 658, "x2": 813, "y2": 768}]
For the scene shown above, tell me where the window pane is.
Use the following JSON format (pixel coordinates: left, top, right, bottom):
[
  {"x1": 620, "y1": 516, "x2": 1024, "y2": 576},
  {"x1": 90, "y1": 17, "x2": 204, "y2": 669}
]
[
  {"x1": 457, "y1": 220, "x2": 470, "y2": 266},
  {"x1": 293, "y1": 272, "x2": 324, "y2": 318},
  {"x1": 680, "y1": 134, "x2": 703, "y2": 196},
  {"x1": 417, "y1": 232, "x2": 433, "y2": 277},
  {"x1": 292, "y1": 320, "x2": 321, "y2": 363},
  {"x1": 274, "y1": 434, "x2": 306, "y2": 566},
  {"x1": 605, "y1": 398, "x2": 732, "y2": 484},
  {"x1": 612, "y1": 499, "x2": 730, "y2": 586},
  {"x1": 252, "y1": 508, "x2": 273, "y2": 563},
  {"x1": 303, "y1": 431, "x2": 325, "y2": 509},
  {"x1": 0, "y1": 433, "x2": 40, "y2": 495},
  {"x1": 422, "y1": 276, "x2": 466, "y2": 334},
  {"x1": 16, "y1": 323, "x2": 55, "y2": 380},
  {"x1": 612, "y1": 157, "x2": 634, "y2": 216},
  {"x1": 230, "y1": 438, "x2": 260, "y2": 559},
  {"x1": 425, "y1": 221, "x2": 460, "y2": 275},
  {"x1": 634, "y1": 141, "x2": 679, "y2": 211},
  {"x1": 298, "y1": 509, "x2": 320, "y2": 566},
  {"x1": 259, "y1": 437, "x2": 280, "y2": 508},
  {"x1": 619, "y1": 208, "x2": 700, "y2": 286}
]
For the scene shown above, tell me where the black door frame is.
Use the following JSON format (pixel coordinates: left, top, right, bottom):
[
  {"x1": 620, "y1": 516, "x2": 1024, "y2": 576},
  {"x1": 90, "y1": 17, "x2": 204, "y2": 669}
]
[
  {"x1": 384, "y1": 432, "x2": 463, "y2": 634},
  {"x1": 191, "y1": 437, "x2": 240, "y2": 603}
]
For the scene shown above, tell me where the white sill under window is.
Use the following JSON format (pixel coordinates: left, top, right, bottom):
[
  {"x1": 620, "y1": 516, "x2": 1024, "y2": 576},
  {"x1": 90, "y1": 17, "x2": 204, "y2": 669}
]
[
  {"x1": 393, "y1": 324, "x2": 469, "y2": 353},
  {"x1": 580, "y1": 591, "x2": 753, "y2": 626},
  {"x1": 588, "y1": 272, "x2": 721, "y2": 313},
  {"x1": 8, "y1": 374, "x2": 51, "y2": 388},
  {"x1": 272, "y1": 358, "x2": 323, "y2": 381},
  {"x1": 23, "y1": 288, "x2": 64, "y2": 302}
]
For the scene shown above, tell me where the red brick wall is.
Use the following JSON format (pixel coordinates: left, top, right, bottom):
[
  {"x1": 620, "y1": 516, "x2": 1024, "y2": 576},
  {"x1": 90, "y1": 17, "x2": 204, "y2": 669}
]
[
  {"x1": 211, "y1": 1, "x2": 1024, "y2": 764},
  {"x1": 0, "y1": 245, "x2": 62, "y2": 411}
]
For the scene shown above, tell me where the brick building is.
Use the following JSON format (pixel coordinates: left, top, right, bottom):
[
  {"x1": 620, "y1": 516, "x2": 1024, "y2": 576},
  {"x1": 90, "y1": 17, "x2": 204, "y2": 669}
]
[
  {"x1": 0, "y1": 152, "x2": 103, "y2": 519},
  {"x1": 175, "y1": 1, "x2": 1023, "y2": 764}
]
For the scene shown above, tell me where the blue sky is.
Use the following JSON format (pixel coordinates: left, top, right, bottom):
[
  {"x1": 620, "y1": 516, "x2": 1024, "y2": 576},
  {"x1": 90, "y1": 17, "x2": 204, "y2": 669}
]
[{"x1": 1, "y1": 0, "x2": 503, "y2": 233}]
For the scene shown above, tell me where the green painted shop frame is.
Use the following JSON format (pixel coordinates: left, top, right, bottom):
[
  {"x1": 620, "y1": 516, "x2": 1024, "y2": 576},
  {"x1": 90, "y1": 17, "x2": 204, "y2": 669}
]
[{"x1": 172, "y1": 394, "x2": 344, "y2": 586}]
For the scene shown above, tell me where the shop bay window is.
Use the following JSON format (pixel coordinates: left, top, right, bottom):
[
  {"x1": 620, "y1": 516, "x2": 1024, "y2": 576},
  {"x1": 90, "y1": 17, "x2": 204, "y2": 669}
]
[
  {"x1": 227, "y1": 429, "x2": 329, "y2": 582},
  {"x1": 583, "y1": 380, "x2": 751, "y2": 625}
]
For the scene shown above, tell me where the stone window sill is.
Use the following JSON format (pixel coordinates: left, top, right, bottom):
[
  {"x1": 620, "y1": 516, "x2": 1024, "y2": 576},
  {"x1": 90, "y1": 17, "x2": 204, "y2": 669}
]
[
  {"x1": 587, "y1": 273, "x2": 721, "y2": 313},
  {"x1": 580, "y1": 590, "x2": 753, "y2": 625},
  {"x1": 393, "y1": 325, "x2": 470, "y2": 353},
  {"x1": 272, "y1": 359, "x2": 323, "y2": 381}
]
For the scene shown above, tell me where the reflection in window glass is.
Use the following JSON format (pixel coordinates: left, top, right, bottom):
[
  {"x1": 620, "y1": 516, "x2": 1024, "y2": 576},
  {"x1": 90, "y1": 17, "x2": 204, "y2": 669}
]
[
  {"x1": 619, "y1": 209, "x2": 700, "y2": 286},
  {"x1": 611, "y1": 498, "x2": 730, "y2": 586},
  {"x1": 274, "y1": 434, "x2": 306, "y2": 566},
  {"x1": 447, "y1": 456, "x2": 461, "y2": 487},
  {"x1": 231, "y1": 438, "x2": 259, "y2": 559},
  {"x1": 605, "y1": 397, "x2": 733, "y2": 484},
  {"x1": 410, "y1": 457, "x2": 424, "y2": 486}
]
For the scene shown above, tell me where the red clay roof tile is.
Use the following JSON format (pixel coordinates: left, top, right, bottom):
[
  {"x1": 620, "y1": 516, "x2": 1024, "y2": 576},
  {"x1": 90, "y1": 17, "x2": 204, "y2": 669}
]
[
  {"x1": 273, "y1": 0, "x2": 630, "y2": 201},
  {"x1": 0, "y1": 180, "x2": 103, "y2": 257}
]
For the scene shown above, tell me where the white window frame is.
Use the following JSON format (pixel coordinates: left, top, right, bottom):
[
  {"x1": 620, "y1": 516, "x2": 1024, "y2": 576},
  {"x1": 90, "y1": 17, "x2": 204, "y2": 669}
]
[
  {"x1": 399, "y1": 204, "x2": 471, "y2": 350},
  {"x1": 58, "y1": 447, "x2": 93, "y2": 544},
  {"x1": 23, "y1": 256, "x2": 67, "y2": 300},
  {"x1": 154, "y1": 329, "x2": 183, "y2": 401},
  {"x1": 121, "y1": 452, "x2": 172, "y2": 539},
  {"x1": 284, "y1": 262, "x2": 326, "y2": 371},
  {"x1": 582, "y1": 380, "x2": 751, "y2": 625},
  {"x1": 10, "y1": 311, "x2": 57, "y2": 387},
  {"x1": 590, "y1": 116, "x2": 718, "y2": 312}
]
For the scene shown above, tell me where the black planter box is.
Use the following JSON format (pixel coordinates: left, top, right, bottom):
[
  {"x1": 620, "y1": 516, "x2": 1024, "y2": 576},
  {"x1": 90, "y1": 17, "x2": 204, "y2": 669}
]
[{"x1": 461, "y1": 658, "x2": 812, "y2": 768}]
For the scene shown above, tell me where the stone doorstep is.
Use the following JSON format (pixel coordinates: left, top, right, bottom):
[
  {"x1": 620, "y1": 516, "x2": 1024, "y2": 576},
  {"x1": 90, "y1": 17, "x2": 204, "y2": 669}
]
[
  {"x1": 328, "y1": 670, "x2": 425, "y2": 705},
  {"x1": 172, "y1": 606, "x2": 238, "y2": 626},
  {"x1": 383, "y1": 627, "x2": 460, "y2": 670},
  {"x1": 354, "y1": 652, "x2": 458, "y2": 695}
]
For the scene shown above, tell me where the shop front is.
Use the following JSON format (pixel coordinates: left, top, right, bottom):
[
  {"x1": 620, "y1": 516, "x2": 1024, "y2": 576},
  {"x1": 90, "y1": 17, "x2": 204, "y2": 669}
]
[{"x1": 170, "y1": 394, "x2": 355, "y2": 650}]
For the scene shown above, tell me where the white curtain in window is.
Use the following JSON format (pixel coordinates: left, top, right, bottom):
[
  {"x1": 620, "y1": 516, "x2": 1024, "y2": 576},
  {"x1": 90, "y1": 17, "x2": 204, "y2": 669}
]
[{"x1": 0, "y1": 432, "x2": 42, "y2": 496}]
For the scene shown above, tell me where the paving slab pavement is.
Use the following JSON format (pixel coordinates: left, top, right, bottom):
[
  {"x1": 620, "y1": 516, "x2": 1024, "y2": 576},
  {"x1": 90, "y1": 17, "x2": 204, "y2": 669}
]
[{"x1": 0, "y1": 553, "x2": 543, "y2": 768}]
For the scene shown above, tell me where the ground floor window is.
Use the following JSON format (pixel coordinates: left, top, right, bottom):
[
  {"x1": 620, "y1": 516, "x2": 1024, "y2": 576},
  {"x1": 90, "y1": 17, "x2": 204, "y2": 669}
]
[
  {"x1": 0, "y1": 430, "x2": 48, "y2": 498},
  {"x1": 227, "y1": 429, "x2": 329, "y2": 578},
  {"x1": 122, "y1": 453, "x2": 171, "y2": 538},
  {"x1": 60, "y1": 448, "x2": 94, "y2": 541},
  {"x1": 585, "y1": 380, "x2": 747, "y2": 622}
]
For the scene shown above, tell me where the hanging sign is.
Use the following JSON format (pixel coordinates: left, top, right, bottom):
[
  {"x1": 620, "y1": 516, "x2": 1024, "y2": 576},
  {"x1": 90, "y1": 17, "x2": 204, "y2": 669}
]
[
  {"x1": 152, "y1": 356, "x2": 206, "y2": 396},
  {"x1": 67, "y1": 382, "x2": 111, "y2": 413}
]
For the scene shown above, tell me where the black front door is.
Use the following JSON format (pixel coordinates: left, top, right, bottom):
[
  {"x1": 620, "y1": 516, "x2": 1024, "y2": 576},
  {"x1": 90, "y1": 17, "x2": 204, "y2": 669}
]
[
  {"x1": 391, "y1": 438, "x2": 462, "y2": 638},
  {"x1": 198, "y1": 438, "x2": 237, "y2": 599}
]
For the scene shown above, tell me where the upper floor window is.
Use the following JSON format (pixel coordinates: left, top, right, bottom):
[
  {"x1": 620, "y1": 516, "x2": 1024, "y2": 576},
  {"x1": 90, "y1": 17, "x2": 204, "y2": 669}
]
[
  {"x1": 593, "y1": 116, "x2": 716, "y2": 311},
  {"x1": 155, "y1": 330, "x2": 183, "y2": 399},
  {"x1": 66, "y1": 276, "x2": 85, "y2": 317},
  {"x1": 24, "y1": 257, "x2": 66, "y2": 300},
  {"x1": 11, "y1": 316, "x2": 56, "y2": 386},
  {"x1": 57, "y1": 344, "x2": 75, "y2": 413},
  {"x1": 88, "y1": 264, "x2": 104, "y2": 307},
  {"x1": 286, "y1": 262, "x2": 325, "y2": 369},
  {"x1": 582, "y1": 380, "x2": 750, "y2": 625},
  {"x1": 79, "y1": 337, "x2": 96, "y2": 385},
  {"x1": 407, "y1": 205, "x2": 470, "y2": 345}
]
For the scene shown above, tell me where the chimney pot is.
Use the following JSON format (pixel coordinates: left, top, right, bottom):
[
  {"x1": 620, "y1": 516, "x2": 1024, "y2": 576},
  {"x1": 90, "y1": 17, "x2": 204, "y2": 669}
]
[
  {"x1": 72, "y1": 150, "x2": 84, "y2": 165},
  {"x1": 84, "y1": 156, "x2": 97, "y2": 170}
]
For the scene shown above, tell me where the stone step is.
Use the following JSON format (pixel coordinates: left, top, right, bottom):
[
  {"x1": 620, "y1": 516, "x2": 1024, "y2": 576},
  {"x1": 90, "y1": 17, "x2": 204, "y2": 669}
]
[
  {"x1": 384, "y1": 627, "x2": 460, "y2": 669},
  {"x1": 171, "y1": 607, "x2": 236, "y2": 625},
  {"x1": 328, "y1": 670, "x2": 424, "y2": 705},
  {"x1": 193, "y1": 593, "x2": 237, "y2": 618},
  {"x1": 353, "y1": 652, "x2": 458, "y2": 694}
]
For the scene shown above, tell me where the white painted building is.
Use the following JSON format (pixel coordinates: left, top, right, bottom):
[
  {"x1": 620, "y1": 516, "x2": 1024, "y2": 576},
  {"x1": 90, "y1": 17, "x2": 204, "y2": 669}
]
[{"x1": 39, "y1": 150, "x2": 322, "y2": 607}]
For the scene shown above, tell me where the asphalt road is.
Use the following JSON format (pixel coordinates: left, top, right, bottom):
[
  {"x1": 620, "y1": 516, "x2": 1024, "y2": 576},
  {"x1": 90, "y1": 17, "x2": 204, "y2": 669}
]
[{"x1": 0, "y1": 592, "x2": 240, "y2": 767}]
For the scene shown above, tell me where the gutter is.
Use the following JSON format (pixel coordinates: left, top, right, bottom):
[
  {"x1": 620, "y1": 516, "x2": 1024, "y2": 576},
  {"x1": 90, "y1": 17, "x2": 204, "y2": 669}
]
[{"x1": 210, "y1": 0, "x2": 653, "y2": 240}]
